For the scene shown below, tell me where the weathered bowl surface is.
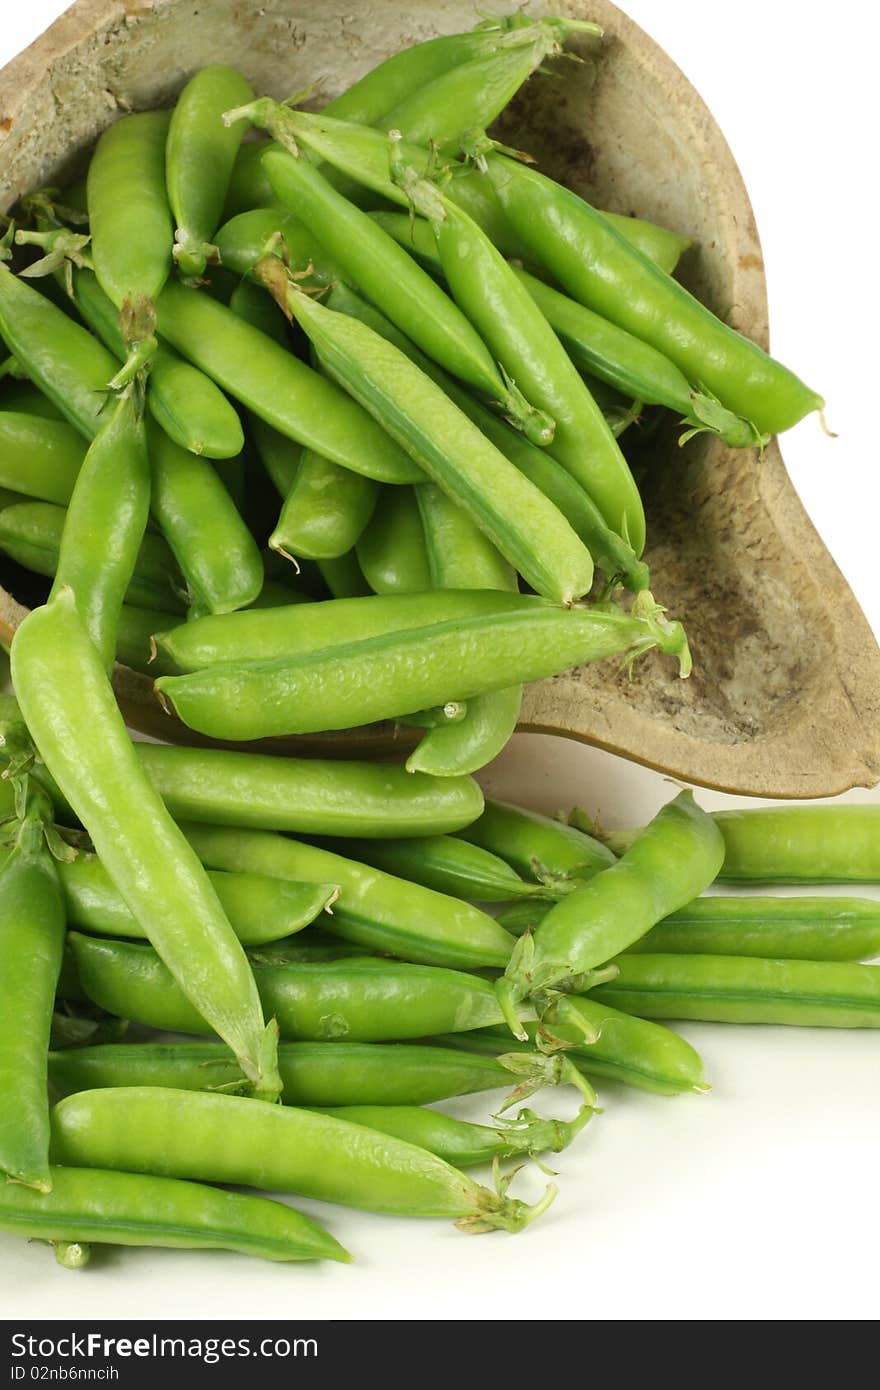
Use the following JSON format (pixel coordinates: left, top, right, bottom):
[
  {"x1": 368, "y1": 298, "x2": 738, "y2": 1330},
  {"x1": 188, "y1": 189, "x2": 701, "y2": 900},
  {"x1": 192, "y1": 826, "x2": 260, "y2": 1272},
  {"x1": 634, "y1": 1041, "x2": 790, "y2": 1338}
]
[{"x1": 2, "y1": 0, "x2": 878, "y2": 795}]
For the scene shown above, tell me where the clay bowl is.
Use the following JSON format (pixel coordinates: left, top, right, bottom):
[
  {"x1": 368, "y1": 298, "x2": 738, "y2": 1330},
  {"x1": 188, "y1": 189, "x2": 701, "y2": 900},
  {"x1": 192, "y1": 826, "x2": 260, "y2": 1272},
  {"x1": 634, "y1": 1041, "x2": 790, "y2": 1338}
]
[{"x1": 1, "y1": 0, "x2": 878, "y2": 796}]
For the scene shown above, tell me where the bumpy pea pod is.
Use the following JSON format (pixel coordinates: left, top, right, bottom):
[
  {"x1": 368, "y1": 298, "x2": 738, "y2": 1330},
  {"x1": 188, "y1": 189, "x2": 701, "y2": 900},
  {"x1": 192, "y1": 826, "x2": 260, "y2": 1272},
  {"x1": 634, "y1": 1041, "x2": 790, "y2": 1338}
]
[
  {"x1": 316, "y1": 1103, "x2": 593, "y2": 1169},
  {"x1": 271, "y1": 447, "x2": 378, "y2": 563},
  {"x1": 591, "y1": 954, "x2": 880, "y2": 1028},
  {"x1": 147, "y1": 419, "x2": 263, "y2": 614},
  {"x1": 48, "y1": 382, "x2": 149, "y2": 673},
  {"x1": 483, "y1": 149, "x2": 823, "y2": 436},
  {"x1": 0, "y1": 411, "x2": 85, "y2": 505},
  {"x1": 411, "y1": 481, "x2": 520, "y2": 776},
  {"x1": 166, "y1": 65, "x2": 255, "y2": 277},
  {"x1": 498, "y1": 791, "x2": 725, "y2": 1031},
  {"x1": 68, "y1": 934, "x2": 511, "y2": 1040},
  {"x1": 154, "y1": 279, "x2": 422, "y2": 484},
  {"x1": 440, "y1": 989, "x2": 708, "y2": 1096},
  {"x1": 259, "y1": 148, "x2": 553, "y2": 443},
  {"x1": 338, "y1": 834, "x2": 563, "y2": 904},
  {"x1": 52, "y1": 1087, "x2": 553, "y2": 1232},
  {"x1": 373, "y1": 212, "x2": 765, "y2": 449},
  {"x1": 155, "y1": 588, "x2": 539, "y2": 669},
  {"x1": 328, "y1": 280, "x2": 649, "y2": 592},
  {"x1": 356, "y1": 486, "x2": 430, "y2": 593},
  {"x1": 0, "y1": 781, "x2": 66, "y2": 1190},
  {"x1": 0, "y1": 500, "x2": 185, "y2": 615},
  {"x1": 178, "y1": 822, "x2": 515, "y2": 971},
  {"x1": 253, "y1": 257, "x2": 593, "y2": 604},
  {"x1": 0, "y1": 1165, "x2": 346, "y2": 1265},
  {"x1": 621, "y1": 895, "x2": 880, "y2": 961},
  {"x1": 154, "y1": 595, "x2": 691, "y2": 741},
  {"x1": 0, "y1": 266, "x2": 119, "y2": 439},
  {"x1": 58, "y1": 855, "x2": 337, "y2": 946},
  {"x1": 11, "y1": 591, "x2": 281, "y2": 1099}
]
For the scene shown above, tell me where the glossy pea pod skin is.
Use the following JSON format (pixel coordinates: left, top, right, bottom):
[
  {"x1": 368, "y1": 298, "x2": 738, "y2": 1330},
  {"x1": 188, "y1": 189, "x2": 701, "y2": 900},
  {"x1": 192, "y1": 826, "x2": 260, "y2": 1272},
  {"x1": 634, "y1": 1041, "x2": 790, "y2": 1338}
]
[
  {"x1": 131, "y1": 742, "x2": 484, "y2": 839},
  {"x1": 712, "y1": 806, "x2": 880, "y2": 883},
  {"x1": 47, "y1": 1039, "x2": 519, "y2": 1107},
  {"x1": 622, "y1": 895, "x2": 880, "y2": 961},
  {"x1": 154, "y1": 281, "x2": 423, "y2": 484},
  {"x1": 262, "y1": 148, "x2": 552, "y2": 443},
  {"x1": 270, "y1": 447, "x2": 378, "y2": 563},
  {"x1": 255, "y1": 262, "x2": 593, "y2": 603},
  {"x1": 87, "y1": 111, "x2": 174, "y2": 309},
  {"x1": 0, "y1": 787, "x2": 65, "y2": 1190},
  {"x1": 356, "y1": 486, "x2": 430, "y2": 594},
  {"x1": 485, "y1": 153, "x2": 823, "y2": 435},
  {"x1": 154, "y1": 598, "x2": 690, "y2": 742},
  {"x1": 147, "y1": 419, "x2": 264, "y2": 614},
  {"x1": 0, "y1": 266, "x2": 120, "y2": 439},
  {"x1": 0, "y1": 1165, "x2": 347, "y2": 1265},
  {"x1": 592, "y1": 954, "x2": 880, "y2": 1028},
  {"x1": 0, "y1": 412, "x2": 85, "y2": 505},
  {"x1": 316, "y1": 1104, "x2": 592, "y2": 1169},
  {"x1": 11, "y1": 592, "x2": 280, "y2": 1100},
  {"x1": 0, "y1": 500, "x2": 186, "y2": 616},
  {"x1": 166, "y1": 65, "x2": 255, "y2": 277},
  {"x1": 48, "y1": 385, "x2": 150, "y2": 672},
  {"x1": 330, "y1": 279, "x2": 650, "y2": 593},
  {"x1": 500, "y1": 791, "x2": 726, "y2": 1011},
  {"x1": 155, "y1": 588, "x2": 539, "y2": 669},
  {"x1": 179, "y1": 822, "x2": 515, "y2": 971},
  {"x1": 339, "y1": 834, "x2": 555, "y2": 904},
  {"x1": 66, "y1": 264, "x2": 244, "y2": 459},
  {"x1": 412, "y1": 480, "x2": 521, "y2": 776},
  {"x1": 58, "y1": 855, "x2": 337, "y2": 946},
  {"x1": 52, "y1": 1087, "x2": 547, "y2": 1231},
  {"x1": 68, "y1": 935, "x2": 510, "y2": 1041},
  {"x1": 460, "y1": 799, "x2": 625, "y2": 887}
]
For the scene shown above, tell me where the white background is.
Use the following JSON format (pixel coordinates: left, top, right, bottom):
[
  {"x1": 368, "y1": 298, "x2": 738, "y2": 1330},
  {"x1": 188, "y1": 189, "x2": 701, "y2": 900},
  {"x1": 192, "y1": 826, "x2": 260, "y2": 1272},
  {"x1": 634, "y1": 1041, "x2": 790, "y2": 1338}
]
[{"x1": 2, "y1": 0, "x2": 879, "y2": 1323}]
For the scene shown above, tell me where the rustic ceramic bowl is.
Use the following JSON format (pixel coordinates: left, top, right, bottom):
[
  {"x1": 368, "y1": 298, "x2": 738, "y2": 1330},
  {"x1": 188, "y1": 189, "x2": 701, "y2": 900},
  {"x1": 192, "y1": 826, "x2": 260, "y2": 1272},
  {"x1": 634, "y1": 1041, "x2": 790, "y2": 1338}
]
[{"x1": 1, "y1": 0, "x2": 878, "y2": 795}]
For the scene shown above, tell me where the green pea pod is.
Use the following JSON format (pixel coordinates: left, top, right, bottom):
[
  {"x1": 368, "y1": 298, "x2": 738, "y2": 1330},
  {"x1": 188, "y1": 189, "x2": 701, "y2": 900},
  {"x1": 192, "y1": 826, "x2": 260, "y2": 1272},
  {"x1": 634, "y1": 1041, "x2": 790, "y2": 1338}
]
[
  {"x1": 484, "y1": 151, "x2": 823, "y2": 435},
  {"x1": 0, "y1": 500, "x2": 185, "y2": 615},
  {"x1": 0, "y1": 1165, "x2": 346, "y2": 1264},
  {"x1": 166, "y1": 65, "x2": 255, "y2": 277},
  {"x1": 155, "y1": 588, "x2": 540, "y2": 669},
  {"x1": 332, "y1": 834, "x2": 558, "y2": 903},
  {"x1": 47, "y1": 1039, "x2": 521, "y2": 1107},
  {"x1": 712, "y1": 806, "x2": 880, "y2": 883},
  {"x1": 48, "y1": 384, "x2": 150, "y2": 672},
  {"x1": 0, "y1": 784, "x2": 65, "y2": 1190},
  {"x1": 591, "y1": 954, "x2": 880, "y2": 1028},
  {"x1": 356, "y1": 486, "x2": 430, "y2": 594},
  {"x1": 621, "y1": 895, "x2": 880, "y2": 961},
  {"x1": 271, "y1": 448, "x2": 378, "y2": 563},
  {"x1": 0, "y1": 384, "x2": 64, "y2": 420},
  {"x1": 223, "y1": 141, "x2": 279, "y2": 220},
  {"x1": 329, "y1": 280, "x2": 649, "y2": 592},
  {"x1": 11, "y1": 591, "x2": 280, "y2": 1100},
  {"x1": 65, "y1": 264, "x2": 244, "y2": 459},
  {"x1": 58, "y1": 855, "x2": 337, "y2": 946},
  {"x1": 154, "y1": 596, "x2": 689, "y2": 741},
  {"x1": 316, "y1": 1103, "x2": 592, "y2": 1169},
  {"x1": 215, "y1": 206, "x2": 341, "y2": 285},
  {"x1": 317, "y1": 550, "x2": 371, "y2": 598},
  {"x1": 0, "y1": 412, "x2": 85, "y2": 505},
  {"x1": 372, "y1": 212, "x2": 763, "y2": 449},
  {"x1": 130, "y1": 742, "x2": 484, "y2": 839},
  {"x1": 261, "y1": 148, "x2": 552, "y2": 443},
  {"x1": 154, "y1": 280, "x2": 422, "y2": 483},
  {"x1": 412, "y1": 481, "x2": 520, "y2": 776},
  {"x1": 179, "y1": 823, "x2": 514, "y2": 971},
  {"x1": 599, "y1": 212, "x2": 691, "y2": 277},
  {"x1": 0, "y1": 267, "x2": 119, "y2": 439},
  {"x1": 52, "y1": 1087, "x2": 551, "y2": 1231},
  {"x1": 147, "y1": 419, "x2": 263, "y2": 614},
  {"x1": 459, "y1": 799, "x2": 618, "y2": 886},
  {"x1": 68, "y1": 934, "x2": 511, "y2": 1040},
  {"x1": 254, "y1": 257, "x2": 593, "y2": 604},
  {"x1": 499, "y1": 791, "x2": 726, "y2": 1023},
  {"x1": 248, "y1": 414, "x2": 300, "y2": 497},
  {"x1": 87, "y1": 111, "x2": 173, "y2": 309},
  {"x1": 114, "y1": 604, "x2": 179, "y2": 675}
]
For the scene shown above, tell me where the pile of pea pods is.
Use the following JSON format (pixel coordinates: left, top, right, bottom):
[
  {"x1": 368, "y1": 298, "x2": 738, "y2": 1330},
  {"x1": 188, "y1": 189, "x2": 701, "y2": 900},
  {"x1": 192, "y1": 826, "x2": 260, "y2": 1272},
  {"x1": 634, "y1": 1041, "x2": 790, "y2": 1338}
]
[{"x1": 0, "y1": 16, "x2": 860, "y2": 1270}]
